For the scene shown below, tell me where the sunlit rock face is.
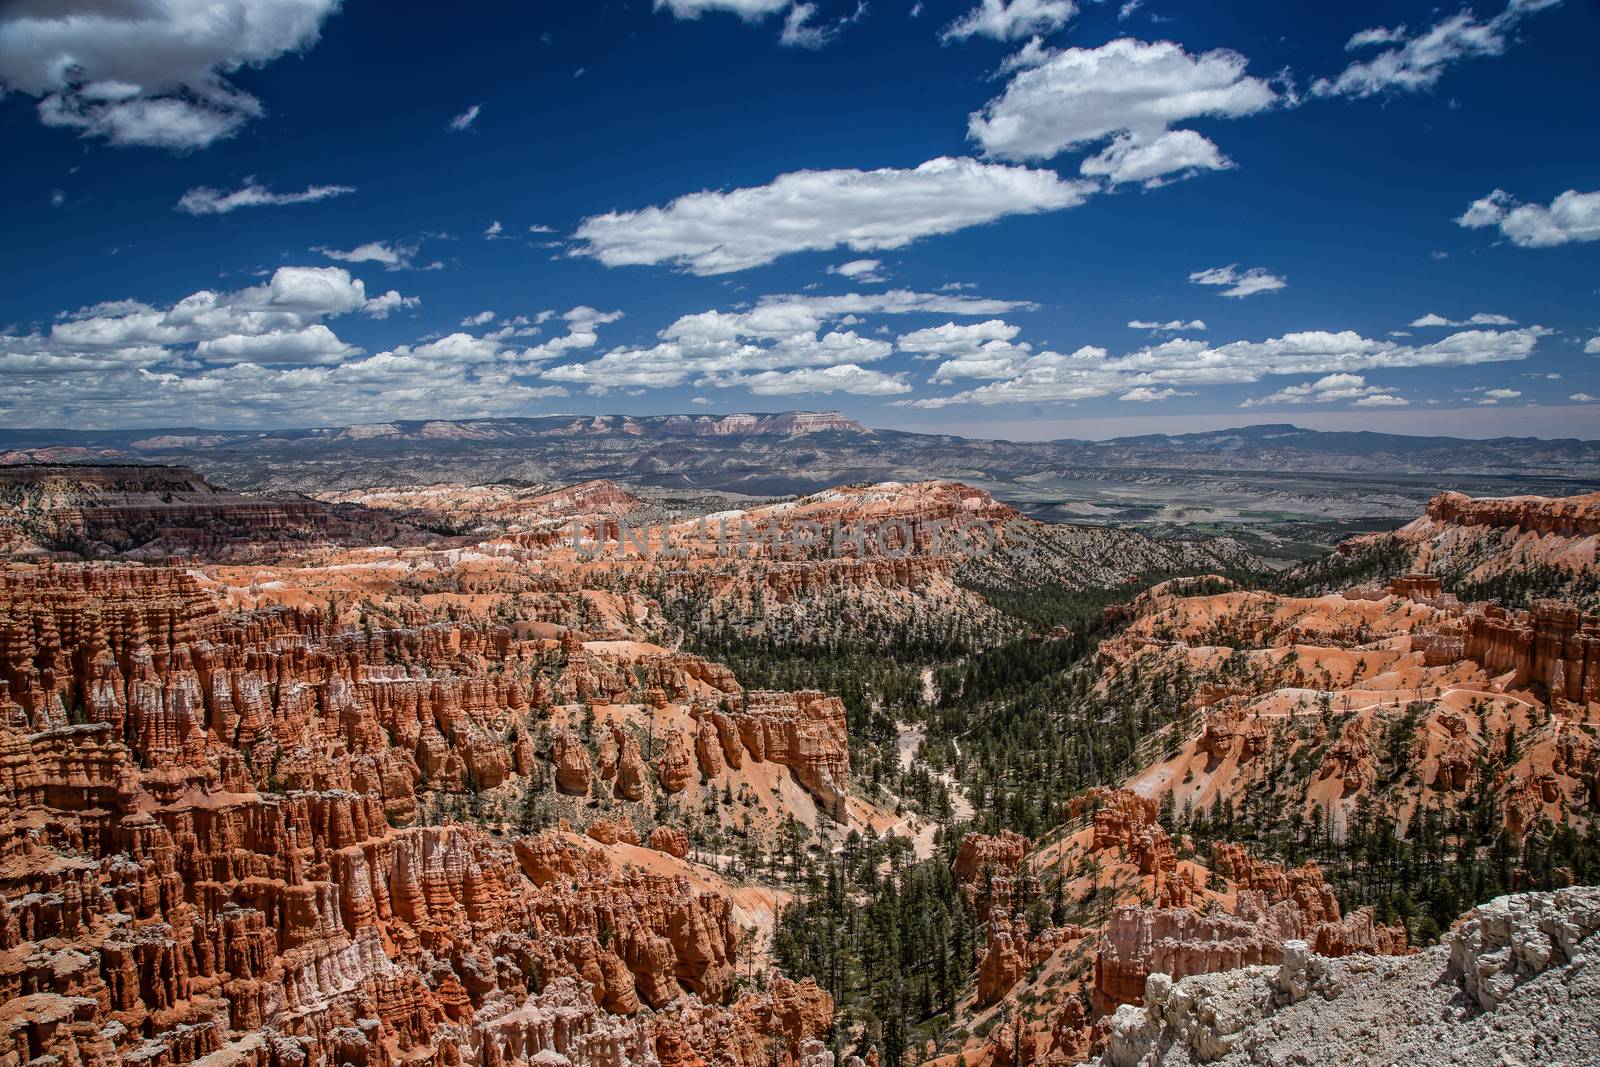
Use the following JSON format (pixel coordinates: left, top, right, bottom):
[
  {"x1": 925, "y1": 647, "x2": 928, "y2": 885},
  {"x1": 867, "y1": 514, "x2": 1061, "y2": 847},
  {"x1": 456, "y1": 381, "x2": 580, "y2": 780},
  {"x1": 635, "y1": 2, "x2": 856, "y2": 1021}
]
[{"x1": 0, "y1": 560, "x2": 841, "y2": 1067}]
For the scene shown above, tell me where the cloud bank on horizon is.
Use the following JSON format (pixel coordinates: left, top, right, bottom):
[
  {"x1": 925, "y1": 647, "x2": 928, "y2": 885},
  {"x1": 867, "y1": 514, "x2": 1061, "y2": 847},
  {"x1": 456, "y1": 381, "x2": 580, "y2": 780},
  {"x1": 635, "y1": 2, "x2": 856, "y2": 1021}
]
[{"x1": 0, "y1": 0, "x2": 1595, "y2": 432}]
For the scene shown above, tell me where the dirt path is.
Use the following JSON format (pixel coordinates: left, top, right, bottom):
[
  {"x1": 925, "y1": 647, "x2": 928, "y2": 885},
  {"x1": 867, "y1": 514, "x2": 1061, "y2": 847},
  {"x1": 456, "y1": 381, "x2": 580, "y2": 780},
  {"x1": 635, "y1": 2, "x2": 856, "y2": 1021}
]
[{"x1": 894, "y1": 722, "x2": 975, "y2": 859}]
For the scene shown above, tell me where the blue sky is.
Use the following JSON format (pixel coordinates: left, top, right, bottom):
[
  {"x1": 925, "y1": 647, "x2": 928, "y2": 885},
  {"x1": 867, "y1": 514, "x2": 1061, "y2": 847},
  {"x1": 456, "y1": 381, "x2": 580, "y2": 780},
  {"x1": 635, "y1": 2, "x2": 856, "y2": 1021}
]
[{"x1": 2, "y1": 0, "x2": 1597, "y2": 439}]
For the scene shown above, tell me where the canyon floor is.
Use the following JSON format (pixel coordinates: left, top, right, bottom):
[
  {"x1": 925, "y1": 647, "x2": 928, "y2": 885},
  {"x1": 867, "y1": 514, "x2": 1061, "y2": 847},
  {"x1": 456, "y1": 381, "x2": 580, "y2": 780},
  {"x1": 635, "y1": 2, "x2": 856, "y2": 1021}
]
[{"x1": 0, "y1": 460, "x2": 1595, "y2": 1067}]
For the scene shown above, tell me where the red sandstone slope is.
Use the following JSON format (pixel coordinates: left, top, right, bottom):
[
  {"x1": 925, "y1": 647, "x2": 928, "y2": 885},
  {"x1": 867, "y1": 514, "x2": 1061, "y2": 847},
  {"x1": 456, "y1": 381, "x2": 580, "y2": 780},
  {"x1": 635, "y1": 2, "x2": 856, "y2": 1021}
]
[
  {"x1": 932, "y1": 492, "x2": 1600, "y2": 1067},
  {"x1": 1346, "y1": 489, "x2": 1600, "y2": 604},
  {"x1": 0, "y1": 561, "x2": 866, "y2": 1066}
]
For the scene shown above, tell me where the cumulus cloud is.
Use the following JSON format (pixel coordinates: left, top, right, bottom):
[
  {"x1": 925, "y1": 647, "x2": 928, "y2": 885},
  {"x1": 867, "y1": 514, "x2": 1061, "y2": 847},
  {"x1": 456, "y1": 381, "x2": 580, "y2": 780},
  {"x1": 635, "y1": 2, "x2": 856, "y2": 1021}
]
[
  {"x1": 970, "y1": 37, "x2": 1278, "y2": 186},
  {"x1": 1241, "y1": 372, "x2": 1403, "y2": 407},
  {"x1": 1410, "y1": 312, "x2": 1517, "y2": 327},
  {"x1": 828, "y1": 259, "x2": 889, "y2": 283},
  {"x1": 942, "y1": 0, "x2": 1077, "y2": 43},
  {"x1": 754, "y1": 289, "x2": 1036, "y2": 324},
  {"x1": 654, "y1": 0, "x2": 861, "y2": 47},
  {"x1": 1188, "y1": 264, "x2": 1287, "y2": 298},
  {"x1": 1585, "y1": 337, "x2": 1600, "y2": 355},
  {"x1": 193, "y1": 323, "x2": 358, "y2": 365},
  {"x1": 0, "y1": 266, "x2": 423, "y2": 392},
  {"x1": 572, "y1": 157, "x2": 1094, "y2": 275},
  {"x1": 898, "y1": 319, "x2": 1023, "y2": 354},
  {"x1": 1314, "y1": 0, "x2": 1563, "y2": 98},
  {"x1": 0, "y1": 293, "x2": 632, "y2": 427},
  {"x1": 1079, "y1": 129, "x2": 1233, "y2": 188},
  {"x1": 448, "y1": 104, "x2": 482, "y2": 131},
  {"x1": 1120, "y1": 386, "x2": 1195, "y2": 402},
  {"x1": 897, "y1": 320, "x2": 1033, "y2": 381},
  {"x1": 1478, "y1": 387, "x2": 1522, "y2": 404},
  {"x1": 716, "y1": 365, "x2": 911, "y2": 396},
  {"x1": 1455, "y1": 188, "x2": 1600, "y2": 248},
  {"x1": 0, "y1": 0, "x2": 342, "y2": 149},
  {"x1": 1571, "y1": 393, "x2": 1596, "y2": 402},
  {"x1": 898, "y1": 325, "x2": 1549, "y2": 407},
  {"x1": 540, "y1": 290, "x2": 1025, "y2": 396},
  {"x1": 1129, "y1": 319, "x2": 1206, "y2": 332},
  {"x1": 654, "y1": 0, "x2": 793, "y2": 17},
  {"x1": 176, "y1": 179, "x2": 354, "y2": 215},
  {"x1": 1345, "y1": 26, "x2": 1409, "y2": 50},
  {"x1": 316, "y1": 239, "x2": 437, "y2": 272},
  {"x1": 780, "y1": 2, "x2": 867, "y2": 48},
  {"x1": 461, "y1": 310, "x2": 497, "y2": 327}
]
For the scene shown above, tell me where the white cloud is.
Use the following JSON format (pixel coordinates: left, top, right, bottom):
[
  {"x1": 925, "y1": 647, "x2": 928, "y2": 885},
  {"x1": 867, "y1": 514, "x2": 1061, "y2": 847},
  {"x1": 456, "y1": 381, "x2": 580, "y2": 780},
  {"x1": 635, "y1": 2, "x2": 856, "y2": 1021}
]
[
  {"x1": 654, "y1": 0, "x2": 861, "y2": 47},
  {"x1": 484, "y1": 220, "x2": 505, "y2": 239},
  {"x1": 898, "y1": 320, "x2": 1033, "y2": 381},
  {"x1": 0, "y1": 266, "x2": 420, "y2": 383},
  {"x1": 1409, "y1": 312, "x2": 1517, "y2": 327},
  {"x1": 770, "y1": 289, "x2": 1035, "y2": 318},
  {"x1": 461, "y1": 310, "x2": 497, "y2": 327},
  {"x1": 1345, "y1": 26, "x2": 1408, "y2": 50},
  {"x1": 1569, "y1": 393, "x2": 1595, "y2": 402},
  {"x1": 1242, "y1": 372, "x2": 1402, "y2": 407},
  {"x1": 449, "y1": 104, "x2": 482, "y2": 131},
  {"x1": 898, "y1": 325, "x2": 1549, "y2": 407},
  {"x1": 1129, "y1": 319, "x2": 1206, "y2": 332},
  {"x1": 942, "y1": 0, "x2": 1077, "y2": 43},
  {"x1": 829, "y1": 259, "x2": 889, "y2": 283},
  {"x1": 898, "y1": 319, "x2": 1023, "y2": 354},
  {"x1": 541, "y1": 290, "x2": 1024, "y2": 394},
  {"x1": 970, "y1": 37, "x2": 1278, "y2": 187},
  {"x1": 655, "y1": 0, "x2": 792, "y2": 17},
  {"x1": 176, "y1": 180, "x2": 354, "y2": 215},
  {"x1": 1455, "y1": 188, "x2": 1600, "y2": 248},
  {"x1": 0, "y1": 0, "x2": 342, "y2": 149},
  {"x1": 1080, "y1": 129, "x2": 1233, "y2": 188},
  {"x1": 362, "y1": 290, "x2": 421, "y2": 320},
  {"x1": 1188, "y1": 264, "x2": 1287, "y2": 298},
  {"x1": 1120, "y1": 386, "x2": 1192, "y2": 402},
  {"x1": 572, "y1": 156, "x2": 1094, "y2": 275},
  {"x1": 193, "y1": 324, "x2": 358, "y2": 365},
  {"x1": 1478, "y1": 387, "x2": 1522, "y2": 404},
  {"x1": 0, "y1": 288, "x2": 636, "y2": 428},
  {"x1": 1313, "y1": 0, "x2": 1563, "y2": 98},
  {"x1": 780, "y1": 1, "x2": 866, "y2": 48},
  {"x1": 718, "y1": 365, "x2": 911, "y2": 396},
  {"x1": 49, "y1": 189, "x2": 66, "y2": 208},
  {"x1": 1585, "y1": 337, "x2": 1600, "y2": 355},
  {"x1": 317, "y1": 240, "x2": 431, "y2": 272},
  {"x1": 1117, "y1": 1, "x2": 1144, "y2": 20}
]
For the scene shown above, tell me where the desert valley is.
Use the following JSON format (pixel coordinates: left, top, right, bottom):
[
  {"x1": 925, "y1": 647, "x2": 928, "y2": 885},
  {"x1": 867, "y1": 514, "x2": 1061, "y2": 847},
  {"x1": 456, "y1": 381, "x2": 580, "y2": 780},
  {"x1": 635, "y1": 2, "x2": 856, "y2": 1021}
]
[{"x1": 0, "y1": 416, "x2": 1596, "y2": 1067}]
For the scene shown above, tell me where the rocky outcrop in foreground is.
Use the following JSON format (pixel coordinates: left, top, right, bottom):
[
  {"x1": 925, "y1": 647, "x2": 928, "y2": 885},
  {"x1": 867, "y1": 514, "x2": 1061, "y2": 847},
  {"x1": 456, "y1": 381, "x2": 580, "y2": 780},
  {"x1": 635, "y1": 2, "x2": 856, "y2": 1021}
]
[{"x1": 1101, "y1": 887, "x2": 1600, "y2": 1067}]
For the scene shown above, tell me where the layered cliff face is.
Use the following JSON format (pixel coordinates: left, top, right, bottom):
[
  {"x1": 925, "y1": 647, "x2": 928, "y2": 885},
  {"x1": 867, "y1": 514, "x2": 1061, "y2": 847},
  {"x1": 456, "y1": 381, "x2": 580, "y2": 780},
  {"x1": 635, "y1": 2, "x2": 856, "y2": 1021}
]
[
  {"x1": 1094, "y1": 579, "x2": 1600, "y2": 841},
  {"x1": 1092, "y1": 842, "x2": 1406, "y2": 1014},
  {"x1": 0, "y1": 559, "x2": 852, "y2": 1066},
  {"x1": 1344, "y1": 489, "x2": 1600, "y2": 607},
  {"x1": 316, "y1": 478, "x2": 653, "y2": 539},
  {"x1": 0, "y1": 464, "x2": 417, "y2": 561},
  {"x1": 1425, "y1": 490, "x2": 1600, "y2": 539},
  {"x1": 552, "y1": 480, "x2": 1248, "y2": 650}
]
